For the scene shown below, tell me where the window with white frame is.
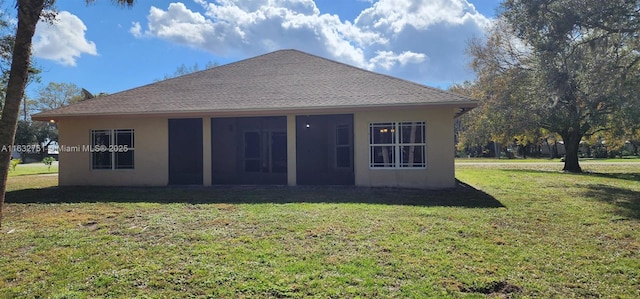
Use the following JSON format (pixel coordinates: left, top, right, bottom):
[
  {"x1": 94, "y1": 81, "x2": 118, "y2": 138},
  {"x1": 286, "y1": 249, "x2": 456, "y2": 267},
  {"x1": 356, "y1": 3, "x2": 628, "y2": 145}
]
[
  {"x1": 369, "y1": 122, "x2": 426, "y2": 168},
  {"x1": 91, "y1": 129, "x2": 134, "y2": 170}
]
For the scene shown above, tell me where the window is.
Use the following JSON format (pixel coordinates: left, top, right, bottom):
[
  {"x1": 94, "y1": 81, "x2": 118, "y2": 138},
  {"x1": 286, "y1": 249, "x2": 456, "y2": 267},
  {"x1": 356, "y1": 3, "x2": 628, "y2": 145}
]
[
  {"x1": 369, "y1": 122, "x2": 425, "y2": 168},
  {"x1": 91, "y1": 129, "x2": 134, "y2": 170}
]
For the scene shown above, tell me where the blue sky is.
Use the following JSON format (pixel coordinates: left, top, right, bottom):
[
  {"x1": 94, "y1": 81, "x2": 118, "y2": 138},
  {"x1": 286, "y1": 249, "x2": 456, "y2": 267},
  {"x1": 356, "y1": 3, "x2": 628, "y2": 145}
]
[{"x1": 26, "y1": 0, "x2": 501, "y2": 99}]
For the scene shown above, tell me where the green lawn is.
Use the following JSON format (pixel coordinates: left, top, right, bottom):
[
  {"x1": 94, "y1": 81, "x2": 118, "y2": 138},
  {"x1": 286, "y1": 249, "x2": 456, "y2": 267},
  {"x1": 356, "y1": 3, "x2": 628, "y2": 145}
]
[
  {"x1": 8, "y1": 161, "x2": 58, "y2": 177},
  {"x1": 1, "y1": 164, "x2": 638, "y2": 298},
  {"x1": 455, "y1": 157, "x2": 640, "y2": 163},
  {"x1": 455, "y1": 157, "x2": 563, "y2": 163}
]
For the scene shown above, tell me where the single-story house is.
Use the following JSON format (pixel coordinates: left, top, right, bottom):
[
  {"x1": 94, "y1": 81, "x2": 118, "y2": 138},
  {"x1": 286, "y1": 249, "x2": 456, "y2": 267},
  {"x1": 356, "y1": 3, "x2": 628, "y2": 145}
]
[{"x1": 32, "y1": 49, "x2": 477, "y2": 189}]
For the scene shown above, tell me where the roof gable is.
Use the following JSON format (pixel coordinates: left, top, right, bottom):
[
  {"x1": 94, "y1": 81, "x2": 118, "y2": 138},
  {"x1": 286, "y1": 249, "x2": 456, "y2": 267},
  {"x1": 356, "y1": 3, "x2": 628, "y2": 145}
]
[{"x1": 33, "y1": 49, "x2": 477, "y2": 119}]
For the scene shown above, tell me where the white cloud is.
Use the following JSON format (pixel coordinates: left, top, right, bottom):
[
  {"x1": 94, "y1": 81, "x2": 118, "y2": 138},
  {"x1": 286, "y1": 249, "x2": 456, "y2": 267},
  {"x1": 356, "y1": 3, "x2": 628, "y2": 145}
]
[
  {"x1": 355, "y1": 0, "x2": 488, "y2": 33},
  {"x1": 130, "y1": 21, "x2": 142, "y2": 37},
  {"x1": 369, "y1": 50, "x2": 427, "y2": 70},
  {"x1": 32, "y1": 11, "x2": 97, "y2": 66},
  {"x1": 131, "y1": 0, "x2": 491, "y2": 84}
]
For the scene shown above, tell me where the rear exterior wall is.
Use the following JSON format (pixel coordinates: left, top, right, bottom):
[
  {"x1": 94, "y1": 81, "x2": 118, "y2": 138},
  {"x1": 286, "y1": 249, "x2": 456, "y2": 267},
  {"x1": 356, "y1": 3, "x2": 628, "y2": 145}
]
[
  {"x1": 57, "y1": 117, "x2": 169, "y2": 186},
  {"x1": 56, "y1": 106, "x2": 456, "y2": 189},
  {"x1": 353, "y1": 107, "x2": 456, "y2": 189}
]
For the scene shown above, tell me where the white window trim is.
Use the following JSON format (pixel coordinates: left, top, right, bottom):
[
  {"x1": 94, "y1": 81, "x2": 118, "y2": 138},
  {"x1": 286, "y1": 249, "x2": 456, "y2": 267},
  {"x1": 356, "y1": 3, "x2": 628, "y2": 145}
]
[{"x1": 369, "y1": 122, "x2": 426, "y2": 169}]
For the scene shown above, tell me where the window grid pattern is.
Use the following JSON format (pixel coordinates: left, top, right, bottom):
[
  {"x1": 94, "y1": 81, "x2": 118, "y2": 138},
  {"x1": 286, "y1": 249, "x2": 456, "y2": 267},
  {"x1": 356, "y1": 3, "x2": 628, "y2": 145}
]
[
  {"x1": 369, "y1": 122, "x2": 426, "y2": 168},
  {"x1": 91, "y1": 129, "x2": 134, "y2": 170}
]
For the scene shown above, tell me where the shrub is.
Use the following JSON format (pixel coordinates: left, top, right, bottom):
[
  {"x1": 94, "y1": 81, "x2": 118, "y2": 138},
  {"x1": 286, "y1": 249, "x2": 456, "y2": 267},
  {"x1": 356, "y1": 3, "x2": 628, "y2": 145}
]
[
  {"x1": 42, "y1": 156, "x2": 56, "y2": 171},
  {"x1": 10, "y1": 159, "x2": 21, "y2": 171}
]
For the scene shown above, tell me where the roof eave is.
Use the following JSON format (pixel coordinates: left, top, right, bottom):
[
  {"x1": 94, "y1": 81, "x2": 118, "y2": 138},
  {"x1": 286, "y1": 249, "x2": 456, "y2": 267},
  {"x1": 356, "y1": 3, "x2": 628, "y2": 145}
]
[{"x1": 32, "y1": 101, "x2": 478, "y2": 121}]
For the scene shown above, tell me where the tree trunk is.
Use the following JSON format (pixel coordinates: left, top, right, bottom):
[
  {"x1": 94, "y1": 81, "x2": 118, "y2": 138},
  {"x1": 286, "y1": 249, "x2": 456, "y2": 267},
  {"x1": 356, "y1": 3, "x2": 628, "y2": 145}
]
[
  {"x1": 545, "y1": 138, "x2": 554, "y2": 159},
  {"x1": 561, "y1": 129, "x2": 583, "y2": 173},
  {"x1": 0, "y1": 0, "x2": 46, "y2": 227}
]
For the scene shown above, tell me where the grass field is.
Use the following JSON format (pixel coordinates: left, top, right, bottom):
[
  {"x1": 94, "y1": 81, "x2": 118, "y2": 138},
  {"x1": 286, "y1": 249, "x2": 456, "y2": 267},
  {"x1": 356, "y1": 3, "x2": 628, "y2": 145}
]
[
  {"x1": 8, "y1": 161, "x2": 58, "y2": 177},
  {"x1": 455, "y1": 157, "x2": 640, "y2": 163},
  {"x1": 0, "y1": 163, "x2": 638, "y2": 298}
]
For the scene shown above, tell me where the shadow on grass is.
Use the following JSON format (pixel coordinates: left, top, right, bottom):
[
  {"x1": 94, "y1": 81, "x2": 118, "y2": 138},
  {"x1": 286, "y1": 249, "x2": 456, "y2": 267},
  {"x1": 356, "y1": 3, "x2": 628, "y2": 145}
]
[
  {"x1": 581, "y1": 172, "x2": 640, "y2": 182},
  {"x1": 500, "y1": 169, "x2": 640, "y2": 220},
  {"x1": 582, "y1": 185, "x2": 640, "y2": 220},
  {"x1": 6, "y1": 180, "x2": 504, "y2": 208},
  {"x1": 500, "y1": 169, "x2": 640, "y2": 182}
]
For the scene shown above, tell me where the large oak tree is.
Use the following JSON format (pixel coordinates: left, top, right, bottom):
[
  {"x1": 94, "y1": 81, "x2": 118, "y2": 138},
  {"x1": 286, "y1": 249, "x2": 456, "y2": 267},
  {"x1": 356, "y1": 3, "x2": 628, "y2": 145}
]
[{"x1": 465, "y1": 0, "x2": 640, "y2": 172}]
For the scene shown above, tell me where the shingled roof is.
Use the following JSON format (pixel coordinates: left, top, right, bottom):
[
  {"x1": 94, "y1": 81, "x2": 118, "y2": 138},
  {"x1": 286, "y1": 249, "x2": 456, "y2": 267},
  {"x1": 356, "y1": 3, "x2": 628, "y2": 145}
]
[{"x1": 32, "y1": 49, "x2": 476, "y2": 120}]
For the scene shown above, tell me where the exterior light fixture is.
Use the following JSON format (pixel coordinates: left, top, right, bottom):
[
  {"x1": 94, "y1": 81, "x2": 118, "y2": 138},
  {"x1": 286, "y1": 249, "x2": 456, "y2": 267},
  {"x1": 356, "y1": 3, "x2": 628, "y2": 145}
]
[{"x1": 306, "y1": 123, "x2": 310, "y2": 128}]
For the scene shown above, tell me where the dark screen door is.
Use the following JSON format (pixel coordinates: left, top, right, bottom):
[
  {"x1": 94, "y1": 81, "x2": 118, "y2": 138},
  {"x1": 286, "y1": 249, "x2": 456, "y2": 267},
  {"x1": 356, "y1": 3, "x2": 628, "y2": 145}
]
[{"x1": 169, "y1": 118, "x2": 203, "y2": 185}]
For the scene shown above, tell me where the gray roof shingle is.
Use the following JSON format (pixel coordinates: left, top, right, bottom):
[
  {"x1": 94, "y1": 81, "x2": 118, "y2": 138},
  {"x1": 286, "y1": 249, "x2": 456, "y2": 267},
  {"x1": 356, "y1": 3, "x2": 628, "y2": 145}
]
[{"x1": 32, "y1": 49, "x2": 476, "y2": 120}]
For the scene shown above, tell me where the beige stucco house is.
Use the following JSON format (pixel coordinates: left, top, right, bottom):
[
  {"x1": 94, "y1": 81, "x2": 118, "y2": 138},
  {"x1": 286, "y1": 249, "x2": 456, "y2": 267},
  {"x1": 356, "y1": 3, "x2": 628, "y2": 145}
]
[{"x1": 32, "y1": 49, "x2": 476, "y2": 189}]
